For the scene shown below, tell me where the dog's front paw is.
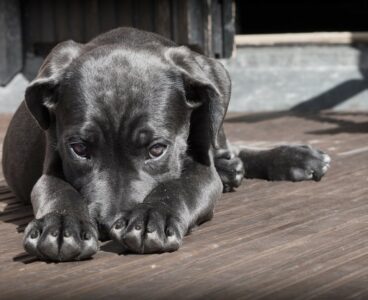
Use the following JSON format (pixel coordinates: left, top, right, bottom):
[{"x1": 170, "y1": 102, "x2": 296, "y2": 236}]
[
  {"x1": 110, "y1": 204, "x2": 184, "y2": 254},
  {"x1": 215, "y1": 149, "x2": 245, "y2": 192},
  {"x1": 23, "y1": 213, "x2": 98, "y2": 262},
  {"x1": 268, "y1": 145, "x2": 331, "y2": 182}
]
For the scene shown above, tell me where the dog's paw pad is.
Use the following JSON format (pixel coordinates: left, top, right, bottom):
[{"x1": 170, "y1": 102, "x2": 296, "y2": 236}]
[
  {"x1": 23, "y1": 213, "x2": 98, "y2": 261},
  {"x1": 269, "y1": 145, "x2": 331, "y2": 182},
  {"x1": 110, "y1": 205, "x2": 183, "y2": 254},
  {"x1": 215, "y1": 150, "x2": 245, "y2": 192}
]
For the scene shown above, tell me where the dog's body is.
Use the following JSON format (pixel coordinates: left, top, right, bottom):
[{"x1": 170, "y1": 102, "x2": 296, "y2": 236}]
[{"x1": 2, "y1": 28, "x2": 330, "y2": 261}]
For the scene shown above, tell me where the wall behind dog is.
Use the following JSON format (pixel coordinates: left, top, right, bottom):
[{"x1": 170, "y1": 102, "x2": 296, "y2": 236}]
[
  {"x1": 222, "y1": 44, "x2": 368, "y2": 112},
  {"x1": 2, "y1": 44, "x2": 368, "y2": 113},
  {"x1": 1, "y1": 0, "x2": 368, "y2": 113},
  {"x1": 0, "y1": 0, "x2": 236, "y2": 112}
]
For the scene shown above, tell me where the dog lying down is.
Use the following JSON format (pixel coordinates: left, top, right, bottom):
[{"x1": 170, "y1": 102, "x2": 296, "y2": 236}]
[{"x1": 2, "y1": 27, "x2": 331, "y2": 261}]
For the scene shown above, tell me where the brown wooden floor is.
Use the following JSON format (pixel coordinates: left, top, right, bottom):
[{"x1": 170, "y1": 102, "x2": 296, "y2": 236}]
[{"x1": 0, "y1": 111, "x2": 367, "y2": 300}]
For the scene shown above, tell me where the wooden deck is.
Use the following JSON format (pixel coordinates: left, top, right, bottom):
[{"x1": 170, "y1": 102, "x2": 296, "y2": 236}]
[{"x1": 0, "y1": 112, "x2": 367, "y2": 299}]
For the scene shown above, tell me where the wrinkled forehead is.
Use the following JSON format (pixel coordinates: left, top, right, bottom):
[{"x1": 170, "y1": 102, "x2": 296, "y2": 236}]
[{"x1": 58, "y1": 48, "x2": 189, "y2": 139}]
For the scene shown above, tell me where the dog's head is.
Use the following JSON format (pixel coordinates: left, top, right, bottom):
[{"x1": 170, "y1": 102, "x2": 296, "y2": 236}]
[{"x1": 24, "y1": 35, "x2": 229, "y2": 226}]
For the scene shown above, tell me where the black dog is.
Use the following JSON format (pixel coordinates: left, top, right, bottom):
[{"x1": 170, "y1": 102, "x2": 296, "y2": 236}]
[{"x1": 2, "y1": 28, "x2": 330, "y2": 261}]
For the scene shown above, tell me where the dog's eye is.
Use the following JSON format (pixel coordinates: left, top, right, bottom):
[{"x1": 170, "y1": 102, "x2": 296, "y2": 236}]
[
  {"x1": 70, "y1": 143, "x2": 90, "y2": 158},
  {"x1": 148, "y1": 143, "x2": 167, "y2": 159}
]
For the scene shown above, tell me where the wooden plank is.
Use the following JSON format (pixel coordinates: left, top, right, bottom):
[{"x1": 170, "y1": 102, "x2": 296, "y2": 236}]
[
  {"x1": 170, "y1": 0, "x2": 179, "y2": 42},
  {"x1": 99, "y1": 0, "x2": 117, "y2": 33},
  {"x1": 54, "y1": 0, "x2": 69, "y2": 41},
  {"x1": 69, "y1": 0, "x2": 84, "y2": 42},
  {"x1": 116, "y1": 0, "x2": 133, "y2": 27},
  {"x1": 186, "y1": 0, "x2": 205, "y2": 53},
  {"x1": 202, "y1": 0, "x2": 212, "y2": 57},
  {"x1": 84, "y1": 0, "x2": 99, "y2": 41},
  {"x1": 40, "y1": 0, "x2": 55, "y2": 43},
  {"x1": 21, "y1": 0, "x2": 41, "y2": 54},
  {"x1": 133, "y1": 0, "x2": 154, "y2": 32},
  {"x1": 1, "y1": 111, "x2": 368, "y2": 298},
  {"x1": 0, "y1": 0, "x2": 22, "y2": 85},
  {"x1": 171, "y1": 0, "x2": 188, "y2": 45},
  {"x1": 222, "y1": 0, "x2": 235, "y2": 58},
  {"x1": 154, "y1": 0, "x2": 171, "y2": 39},
  {"x1": 211, "y1": 0, "x2": 223, "y2": 58},
  {"x1": 235, "y1": 31, "x2": 368, "y2": 46}
]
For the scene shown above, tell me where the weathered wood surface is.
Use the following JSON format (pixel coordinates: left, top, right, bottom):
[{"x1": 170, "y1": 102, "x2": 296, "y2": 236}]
[
  {"x1": 0, "y1": 0, "x2": 22, "y2": 86},
  {"x1": 21, "y1": 0, "x2": 235, "y2": 59},
  {"x1": 235, "y1": 32, "x2": 368, "y2": 46},
  {"x1": 0, "y1": 112, "x2": 367, "y2": 299}
]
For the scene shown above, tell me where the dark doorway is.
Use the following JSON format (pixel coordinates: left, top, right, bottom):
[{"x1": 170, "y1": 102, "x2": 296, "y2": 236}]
[{"x1": 236, "y1": 0, "x2": 368, "y2": 34}]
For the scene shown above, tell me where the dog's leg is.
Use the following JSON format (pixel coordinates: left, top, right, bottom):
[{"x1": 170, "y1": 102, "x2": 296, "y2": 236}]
[
  {"x1": 23, "y1": 175, "x2": 99, "y2": 261},
  {"x1": 238, "y1": 145, "x2": 331, "y2": 182},
  {"x1": 110, "y1": 160, "x2": 222, "y2": 254},
  {"x1": 214, "y1": 127, "x2": 245, "y2": 192},
  {"x1": 214, "y1": 128, "x2": 330, "y2": 187}
]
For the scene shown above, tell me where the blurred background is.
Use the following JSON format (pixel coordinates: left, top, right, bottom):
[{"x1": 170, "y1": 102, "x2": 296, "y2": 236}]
[{"x1": 1, "y1": 0, "x2": 368, "y2": 112}]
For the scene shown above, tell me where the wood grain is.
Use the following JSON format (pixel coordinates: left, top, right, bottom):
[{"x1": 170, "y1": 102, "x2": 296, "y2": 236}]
[{"x1": 0, "y1": 111, "x2": 367, "y2": 299}]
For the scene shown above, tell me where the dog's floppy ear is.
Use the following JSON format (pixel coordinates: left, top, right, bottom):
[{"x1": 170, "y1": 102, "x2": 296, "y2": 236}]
[
  {"x1": 165, "y1": 46, "x2": 231, "y2": 149},
  {"x1": 25, "y1": 40, "x2": 84, "y2": 130}
]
